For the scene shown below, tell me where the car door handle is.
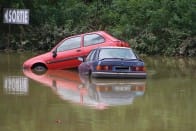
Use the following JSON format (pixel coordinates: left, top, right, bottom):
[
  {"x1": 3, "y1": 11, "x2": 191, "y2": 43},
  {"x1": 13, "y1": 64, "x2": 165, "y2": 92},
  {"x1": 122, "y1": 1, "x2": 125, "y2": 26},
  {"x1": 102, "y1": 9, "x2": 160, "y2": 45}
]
[{"x1": 76, "y1": 49, "x2": 81, "y2": 52}]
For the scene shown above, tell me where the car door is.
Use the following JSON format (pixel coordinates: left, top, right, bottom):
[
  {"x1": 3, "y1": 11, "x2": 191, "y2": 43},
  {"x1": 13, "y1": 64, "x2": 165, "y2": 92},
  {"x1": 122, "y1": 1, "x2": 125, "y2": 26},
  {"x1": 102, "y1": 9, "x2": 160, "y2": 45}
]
[
  {"x1": 79, "y1": 49, "x2": 97, "y2": 75},
  {"x1": 48, "y1": 36, "x2": 83, "y2": 69}
]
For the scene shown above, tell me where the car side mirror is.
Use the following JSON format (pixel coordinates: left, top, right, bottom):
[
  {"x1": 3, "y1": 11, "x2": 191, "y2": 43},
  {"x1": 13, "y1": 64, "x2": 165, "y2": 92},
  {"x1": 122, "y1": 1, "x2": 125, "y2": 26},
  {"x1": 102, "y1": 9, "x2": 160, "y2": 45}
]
[
  {"x1": 52, "y1": 50, "x2": 57, "y2": 58},
  {"x1": 78, "y1": 57, "x2": 84, "y2": 62}
]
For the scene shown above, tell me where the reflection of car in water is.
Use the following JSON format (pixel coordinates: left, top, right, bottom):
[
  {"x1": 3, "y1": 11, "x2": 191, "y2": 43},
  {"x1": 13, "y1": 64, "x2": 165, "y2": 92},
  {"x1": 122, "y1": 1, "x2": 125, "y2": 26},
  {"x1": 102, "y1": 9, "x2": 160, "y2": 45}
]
[
  {"x1": 23, "y1": 69, "x2": 88, "y2": 105},
  {"x1": 23, "y1": 69, "x2": 146, "y2": 109},
  {"x1": 80, "y1": 75, "x2": 146, "y2": 107}
]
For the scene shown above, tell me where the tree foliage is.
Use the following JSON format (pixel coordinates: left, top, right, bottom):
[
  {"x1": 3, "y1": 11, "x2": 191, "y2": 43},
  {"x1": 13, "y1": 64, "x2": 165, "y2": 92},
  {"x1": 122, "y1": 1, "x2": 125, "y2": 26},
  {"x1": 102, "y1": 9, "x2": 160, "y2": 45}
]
[{"x1": 0, "y1": 0, "x2": 195, "y2": 56}]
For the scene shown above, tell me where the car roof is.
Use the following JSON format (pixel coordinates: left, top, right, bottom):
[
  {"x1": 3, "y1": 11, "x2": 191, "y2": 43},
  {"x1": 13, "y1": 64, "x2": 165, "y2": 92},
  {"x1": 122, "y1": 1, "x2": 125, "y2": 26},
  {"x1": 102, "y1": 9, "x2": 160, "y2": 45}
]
[
  {"x1": 97, "y1": 46, "x2": 132, "y2": 50},
  {"x1": 84, "y1": 30, "x2": 110, "y2": 35}
]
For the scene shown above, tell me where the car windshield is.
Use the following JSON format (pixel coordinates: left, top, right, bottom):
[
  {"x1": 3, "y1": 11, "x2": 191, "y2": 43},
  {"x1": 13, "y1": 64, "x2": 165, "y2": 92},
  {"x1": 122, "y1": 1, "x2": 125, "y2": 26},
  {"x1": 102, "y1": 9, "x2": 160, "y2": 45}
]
[{"x1": 98, "y1": 48, "x2": 137, "y2": 60}]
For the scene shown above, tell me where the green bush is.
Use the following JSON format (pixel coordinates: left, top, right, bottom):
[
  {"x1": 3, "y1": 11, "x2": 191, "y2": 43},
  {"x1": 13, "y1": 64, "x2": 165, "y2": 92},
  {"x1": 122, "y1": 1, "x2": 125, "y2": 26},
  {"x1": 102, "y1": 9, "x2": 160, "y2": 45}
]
[{"x1": 0, "y1": 0, "x2": 195, "y2": 56}]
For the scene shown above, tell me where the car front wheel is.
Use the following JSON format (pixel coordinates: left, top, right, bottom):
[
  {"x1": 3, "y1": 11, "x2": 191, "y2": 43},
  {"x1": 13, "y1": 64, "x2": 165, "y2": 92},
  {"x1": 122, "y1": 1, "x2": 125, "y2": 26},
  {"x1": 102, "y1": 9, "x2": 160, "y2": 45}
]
[{"x1": 32, "y1": 64, "x2": 47, "y2": 74}]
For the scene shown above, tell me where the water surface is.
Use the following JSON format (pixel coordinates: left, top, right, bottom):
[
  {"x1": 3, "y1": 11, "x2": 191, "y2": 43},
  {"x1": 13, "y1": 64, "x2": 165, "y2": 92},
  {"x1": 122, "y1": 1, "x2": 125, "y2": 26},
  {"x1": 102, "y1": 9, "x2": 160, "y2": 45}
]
[{"x1": 0, "y1": 53, "x2": 196, "y2": 131}]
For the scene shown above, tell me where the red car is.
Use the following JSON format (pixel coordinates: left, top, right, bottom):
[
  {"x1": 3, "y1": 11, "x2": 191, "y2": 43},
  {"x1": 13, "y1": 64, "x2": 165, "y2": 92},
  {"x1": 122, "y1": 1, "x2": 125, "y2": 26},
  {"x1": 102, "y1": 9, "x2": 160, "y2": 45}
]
[{"x1": 23, "y1": 31, "x2": 129, "y2": 72}]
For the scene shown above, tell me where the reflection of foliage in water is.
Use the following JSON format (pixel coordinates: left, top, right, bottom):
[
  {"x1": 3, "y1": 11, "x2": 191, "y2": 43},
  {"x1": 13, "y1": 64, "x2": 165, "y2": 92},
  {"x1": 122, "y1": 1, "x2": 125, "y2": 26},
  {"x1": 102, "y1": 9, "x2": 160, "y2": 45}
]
[{"x1": 144, "y1": 57, "x2": 196, "y2": 78}]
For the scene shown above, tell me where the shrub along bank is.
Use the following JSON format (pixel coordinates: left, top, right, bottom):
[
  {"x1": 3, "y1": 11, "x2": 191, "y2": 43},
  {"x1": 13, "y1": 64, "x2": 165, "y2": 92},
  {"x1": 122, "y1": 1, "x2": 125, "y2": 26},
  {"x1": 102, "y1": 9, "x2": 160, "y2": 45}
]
[{"x1": 0, "y1": 0, "x2": 195, "y2": 56}]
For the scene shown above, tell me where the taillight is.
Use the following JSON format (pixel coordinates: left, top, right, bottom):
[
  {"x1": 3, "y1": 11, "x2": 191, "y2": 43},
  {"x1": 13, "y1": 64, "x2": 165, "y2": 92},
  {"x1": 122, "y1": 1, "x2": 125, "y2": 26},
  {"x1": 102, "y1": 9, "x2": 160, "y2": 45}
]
[
  {"x1": 96, "y1": 65, "x2": 111, "y2": 71},
  {"x1": 131, "y1": 66, "x2": 146, "y2": 71},
  {"x1": 116, "y1": 42, "x2": 121, "y2": 46},
  {"x1": 115, "y1": 41, "x2": 130, "y2": 47},
  {"x1": 96, "y1": 86, "x2": 112, "y2": 92},
  {"x1": 131, "y1": 85, "x2": 145, "y2": 91},
  {"x1": 125, "y1": 42, "x2": 130, "y2": 47},
  {"x1": 115, "y1": 41, "x2": 124, "y2": 47}
]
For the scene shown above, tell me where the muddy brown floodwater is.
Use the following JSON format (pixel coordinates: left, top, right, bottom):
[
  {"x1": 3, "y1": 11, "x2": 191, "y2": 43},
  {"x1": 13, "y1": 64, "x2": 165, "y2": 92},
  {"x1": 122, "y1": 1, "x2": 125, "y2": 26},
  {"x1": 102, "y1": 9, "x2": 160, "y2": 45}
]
[{"x1": 0, "y1": 52, "x2": 196, "y2": 131}]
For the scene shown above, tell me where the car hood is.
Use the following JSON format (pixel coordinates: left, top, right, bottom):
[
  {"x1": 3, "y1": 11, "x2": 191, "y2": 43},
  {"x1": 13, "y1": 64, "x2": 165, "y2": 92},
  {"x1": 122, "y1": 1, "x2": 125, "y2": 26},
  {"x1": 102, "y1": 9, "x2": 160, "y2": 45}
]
[{"x1": 23, "y1": 52, "x2": 51, "y2": 65}]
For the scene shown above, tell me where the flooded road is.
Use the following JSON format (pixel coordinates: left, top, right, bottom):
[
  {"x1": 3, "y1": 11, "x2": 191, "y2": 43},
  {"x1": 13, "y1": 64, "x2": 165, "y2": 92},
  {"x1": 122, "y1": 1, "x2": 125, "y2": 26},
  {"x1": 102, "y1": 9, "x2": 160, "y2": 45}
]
[{"x1": 0, "y1": 53, "x2": 196, "y2": 131}]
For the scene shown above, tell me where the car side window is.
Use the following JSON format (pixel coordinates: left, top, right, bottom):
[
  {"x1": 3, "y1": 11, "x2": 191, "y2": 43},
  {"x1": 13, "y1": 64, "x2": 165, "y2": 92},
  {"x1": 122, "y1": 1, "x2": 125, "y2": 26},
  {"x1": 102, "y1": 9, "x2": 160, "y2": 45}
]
[
  {"x1": 84, "y1": 34, "x2": 105, "y2": 47},
  {"x1": 57, "y1": 36, "x2": 81, "y2": 52},
  {"x1": 86, "y1": 50, "x2": 96, "y2": 62}
]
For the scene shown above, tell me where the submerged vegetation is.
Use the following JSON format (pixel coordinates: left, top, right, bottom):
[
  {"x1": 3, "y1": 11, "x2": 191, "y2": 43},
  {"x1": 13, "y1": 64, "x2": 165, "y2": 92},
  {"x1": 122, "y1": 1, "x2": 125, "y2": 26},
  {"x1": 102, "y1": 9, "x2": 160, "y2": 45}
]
[{"x1": 0, "y1": 0, "x2": 195, "y2": 56}]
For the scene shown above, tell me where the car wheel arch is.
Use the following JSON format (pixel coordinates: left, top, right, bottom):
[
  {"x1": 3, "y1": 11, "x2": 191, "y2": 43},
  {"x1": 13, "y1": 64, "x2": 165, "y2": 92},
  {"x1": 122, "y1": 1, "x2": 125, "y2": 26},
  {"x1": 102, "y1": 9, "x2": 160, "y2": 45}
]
[{"x1": 31, "y1": 62, "x2": 48, "y2": 71}]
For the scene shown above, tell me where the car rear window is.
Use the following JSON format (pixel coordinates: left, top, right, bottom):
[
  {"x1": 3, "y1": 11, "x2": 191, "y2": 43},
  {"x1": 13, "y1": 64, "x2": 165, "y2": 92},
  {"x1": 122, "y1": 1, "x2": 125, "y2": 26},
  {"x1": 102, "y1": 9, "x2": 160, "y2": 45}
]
[
  {"x1": 99, "y1": 48, "x2": 137, "y2": 60},
  {"x1": 84, "y1": 34, "x2": 105, "y2": 46}
]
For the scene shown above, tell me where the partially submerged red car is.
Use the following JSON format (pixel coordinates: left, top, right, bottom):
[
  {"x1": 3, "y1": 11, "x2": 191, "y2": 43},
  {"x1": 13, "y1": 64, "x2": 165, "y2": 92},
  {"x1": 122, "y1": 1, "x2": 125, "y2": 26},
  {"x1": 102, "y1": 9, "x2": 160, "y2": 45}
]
[{"x1": 23, "y1": 31, "x2": 129, "y2": 72}]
